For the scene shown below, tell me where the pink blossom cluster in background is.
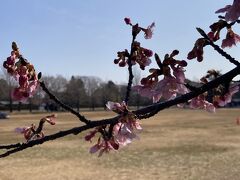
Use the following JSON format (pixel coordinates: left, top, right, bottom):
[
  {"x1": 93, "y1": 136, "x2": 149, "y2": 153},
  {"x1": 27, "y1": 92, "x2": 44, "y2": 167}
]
[
  {"x1": 3, "y1": 42, "x2": 39, "y2": 102},
  {"x1": 216, "y1": 0, "x2": 240, "y2": 22},
  {"x1": 85, "y1": 101, "x2": 141, "y2": 157},
  {"x1": 207, "y1": 20, "x2": 240, "y2": 49},
  {"x1": 187, "y1": 83, "x2": 239, "y2": 113}
]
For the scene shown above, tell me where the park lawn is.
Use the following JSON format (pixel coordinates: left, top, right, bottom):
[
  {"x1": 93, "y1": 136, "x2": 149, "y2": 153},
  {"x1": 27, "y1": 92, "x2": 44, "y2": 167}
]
[{"x1": 0, "y1": 108, "x2": 240, "y2": 180}]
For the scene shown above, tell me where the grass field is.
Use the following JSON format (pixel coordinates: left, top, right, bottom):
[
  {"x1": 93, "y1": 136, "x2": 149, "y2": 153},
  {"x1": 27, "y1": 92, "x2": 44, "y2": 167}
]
[{"x1": 0, "y1": 108, "x2": 240, "y2": 180}]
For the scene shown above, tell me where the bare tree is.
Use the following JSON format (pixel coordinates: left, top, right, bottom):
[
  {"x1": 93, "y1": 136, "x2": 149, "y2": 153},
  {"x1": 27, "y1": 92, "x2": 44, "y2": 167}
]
[
  {"x1": 63, "y1": 76, "x2": 87, "y2": 112},
  {"x1": 0, "y1": 67, "x2": 17, "y2": 112},
  {"x1": 133, "y1": 66, "x2": 142, "y2": 109},
  {"x1": 80, "y1": 76, "x2": 102, "y2": 110},
  {"x1": 42, "y1": 75, "x2": 67, "y2": 95}
]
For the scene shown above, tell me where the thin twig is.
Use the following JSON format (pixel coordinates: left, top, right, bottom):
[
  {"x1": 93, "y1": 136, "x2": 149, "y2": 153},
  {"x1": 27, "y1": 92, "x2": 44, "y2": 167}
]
[
  {"x1": 0, "y1": 143, "x2": 22, "y2": 150},
  {"x1": 40, "y1": 81, "x2": 91, "y2": 124},
  {"x1": 197, "y1": 27, "x2": 240, "y2": 66},
  {"x1": 124, "y1": 36, "x2": 136, "y2": 104}
]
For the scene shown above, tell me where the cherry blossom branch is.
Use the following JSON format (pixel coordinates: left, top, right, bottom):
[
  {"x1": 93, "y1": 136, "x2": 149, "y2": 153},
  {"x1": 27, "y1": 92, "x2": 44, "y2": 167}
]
[
  {"x1": 0, "y1": 116, "x2": 119, "y2": 158},
  {"x1": 1, "y1": 63, "x2": 240, "y2": 158},
  {"x1": 40, "y1": 81, "x2": 91, "y2": 124},
  {"x1": 197, "y1": 28, "x2": 240, "y2": 66},
  {"x1": 0, "y1": 125, "x2": 90, "y2": 158}
]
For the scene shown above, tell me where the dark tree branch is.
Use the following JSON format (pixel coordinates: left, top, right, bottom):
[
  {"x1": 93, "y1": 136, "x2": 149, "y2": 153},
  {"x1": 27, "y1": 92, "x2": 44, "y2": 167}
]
[
  {"x1": 125, "y1": 36, "x2": 136, "y2": 104},
  {"x1": 0, "y1": 143, "x2": 22, "y2": 150},
  {"x1": 40, "y1": 81, "x2": 91, "y2": 124}
]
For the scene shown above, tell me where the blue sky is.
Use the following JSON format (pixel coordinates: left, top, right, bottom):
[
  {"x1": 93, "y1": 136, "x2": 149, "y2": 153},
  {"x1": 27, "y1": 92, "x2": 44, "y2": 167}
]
[{"x1": 0, "y1": 0, "x2": 238, "y2": 83}]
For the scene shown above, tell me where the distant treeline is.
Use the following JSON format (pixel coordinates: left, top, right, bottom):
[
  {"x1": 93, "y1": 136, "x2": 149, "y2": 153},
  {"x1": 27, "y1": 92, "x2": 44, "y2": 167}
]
[
  {"x1": 1, "y1": 75, "x2": 240, "y2": 112},
  {"x1": 0, "y1": 75, "x2": 152, "y2": 112}
]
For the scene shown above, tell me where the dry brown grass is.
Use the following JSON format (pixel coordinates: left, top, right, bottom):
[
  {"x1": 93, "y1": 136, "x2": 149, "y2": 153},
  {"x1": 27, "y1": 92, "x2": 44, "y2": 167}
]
[{"x1": 0, "y1": 108, "x2": 240, "y2": 180}]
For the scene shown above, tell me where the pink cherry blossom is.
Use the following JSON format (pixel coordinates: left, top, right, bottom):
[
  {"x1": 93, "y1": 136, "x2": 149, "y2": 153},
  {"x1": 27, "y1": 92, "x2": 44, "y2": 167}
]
[
  {"x1": 107, "y1": 101, "x2": 142, "y2": 146},
  {"x1": 113, "y1": 123, "x2": 135, "y2": 146},
  {"x1": 207, "y1": 20, "x2": 227, "y2": 42},
  {"x1": 3, "y1": 56, "x2": 17, "y2": 75},
  {"x1": 106, "y1": 101, "x2": 127, "y2": 114},
  {"x1": 11, "y1": 87, "x2": 29, "y2": 102},
  {"x1": 45, "y1": 114, "x2": 57, "y2": 125},
  {"x1": 143, "y1": 22, "x2": 155, "y2": 39},
  {"x1": 215, "y1": 84, "x2": 239, "y2": 107},
  {"x1": 132, "y1": 85, "x2": 155, "y2": 100},
  {"x1": 153, "y1": 75, "x2": 188, "y2": 102},
  {"x1": 187, "y1": 38, "x2": 206, "y2": 62},
  {"x1": 18, "y1": 65, "x2": 28, "y2": 76},
  {"x1": 190, "y1": 95, "x2": 215, "y2": 113},
  {"x1": 87, "y1": 101, "x2": 142, "y2": 156},
  {"x1": 15, "y1": 125, "x2": 35, "y2": 141},
  {"x1": 133, "y1": 51, "x2": 188, "y2": 103},
  {"x1": 85, "y1": 129, "x2": 98, "y2": 142},
  {"x1": 114, "y1": 42, "x2": 153, "y2": 70},
  {"x1": 221, "y1": 29, "x2": 240, "y2": 48},
  {"x1": 19, "y1": 75, "x2": 28, "y2": 88},
  {"x1": 153, "y1": 76, "x2": 177, "y2": 102},
  {"x1": 113, "y1": 119, "x2": 141, "y2": 146},
  {"x1": 11, "y1": 77, "x2": 39, "y2": 102},
  {"x1": 90, "y1": 138, "x2": 119, "y2": 157},
  {"x1": 132, "y1": 45, "x2": 153, "y2": 70},
  {"x1": 124, "y1": 17, "x2": 131, "y2": 25},
  {"x1": 172, "y1": 66, "x2": 186, "y2": 84},
  {"x1": 106, "y1": 101, "x2": 142, "y2": 131},
  {"x1": 216, "y1": 0, "x2": 240, "y2": 22},
  {"x1": 3, "y1": 42, "x2": 40, "y2": 103},
  {"x1": 15, "y1": 127, "x2": 29, "y2": 134},
  {"x1": 15, "y1": 114, "x2": 57, "y2": 141},
  {"x1": 28, "y1": 79, "x2": 39, "y2": 96}
]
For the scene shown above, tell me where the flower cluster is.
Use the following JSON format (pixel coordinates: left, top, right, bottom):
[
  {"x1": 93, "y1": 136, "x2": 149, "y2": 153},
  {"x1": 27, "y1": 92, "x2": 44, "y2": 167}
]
[
  {"x1": 15, "y1": 114, "x2": 57, "y2": 142},
  {"x1": 85, "y1": 101, "x2": 141, "y2": 157},
  {"x1": 189, "y1": 70, "x2": 239, "y2": 112},
  {"x1": 190, "y1": 84, "x2": 239, "y2": 113},
  {"x1": 216, "y1": 0, "x2": 240, "y2": 22},
  {"x1": 124, "y1": 17, "x2": 155, "y2": 39},
  {"x1": 208, "y1": 20, "x2": 240, "y2": 49},
  {"x1": 222, "y1": 28, "x2": 240, "y2": 48},
  {"x1": 133, "y1": 50, "x2": 188, "y2": 103},
  {"x1": 188, "y1": 18, "x2": 240, "y2": 62},
  {"x1": 114, "y1": 41, "x2": 153, "y2": 70},
  {"x1": 3, "y1": 42, "x2": 39, "y2": 102},
  {"x1": 187, "y1": 38, "x2": 208, "y2": 62},
  {"x1": 213, "y1": 84, "x2": 239, "y2": 107},
  {"x1": 190, "y1": 94, "x2": 216, "y2": 113},
  {"x1": 114, "y1": 18, "x2": 154, "y2": 70}
]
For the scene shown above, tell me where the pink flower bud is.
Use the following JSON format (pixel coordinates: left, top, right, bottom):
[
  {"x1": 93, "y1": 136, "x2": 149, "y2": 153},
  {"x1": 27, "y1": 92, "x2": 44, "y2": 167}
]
[{"x1": 124, "y1": 17, "x2": 131, "y2": 25}]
